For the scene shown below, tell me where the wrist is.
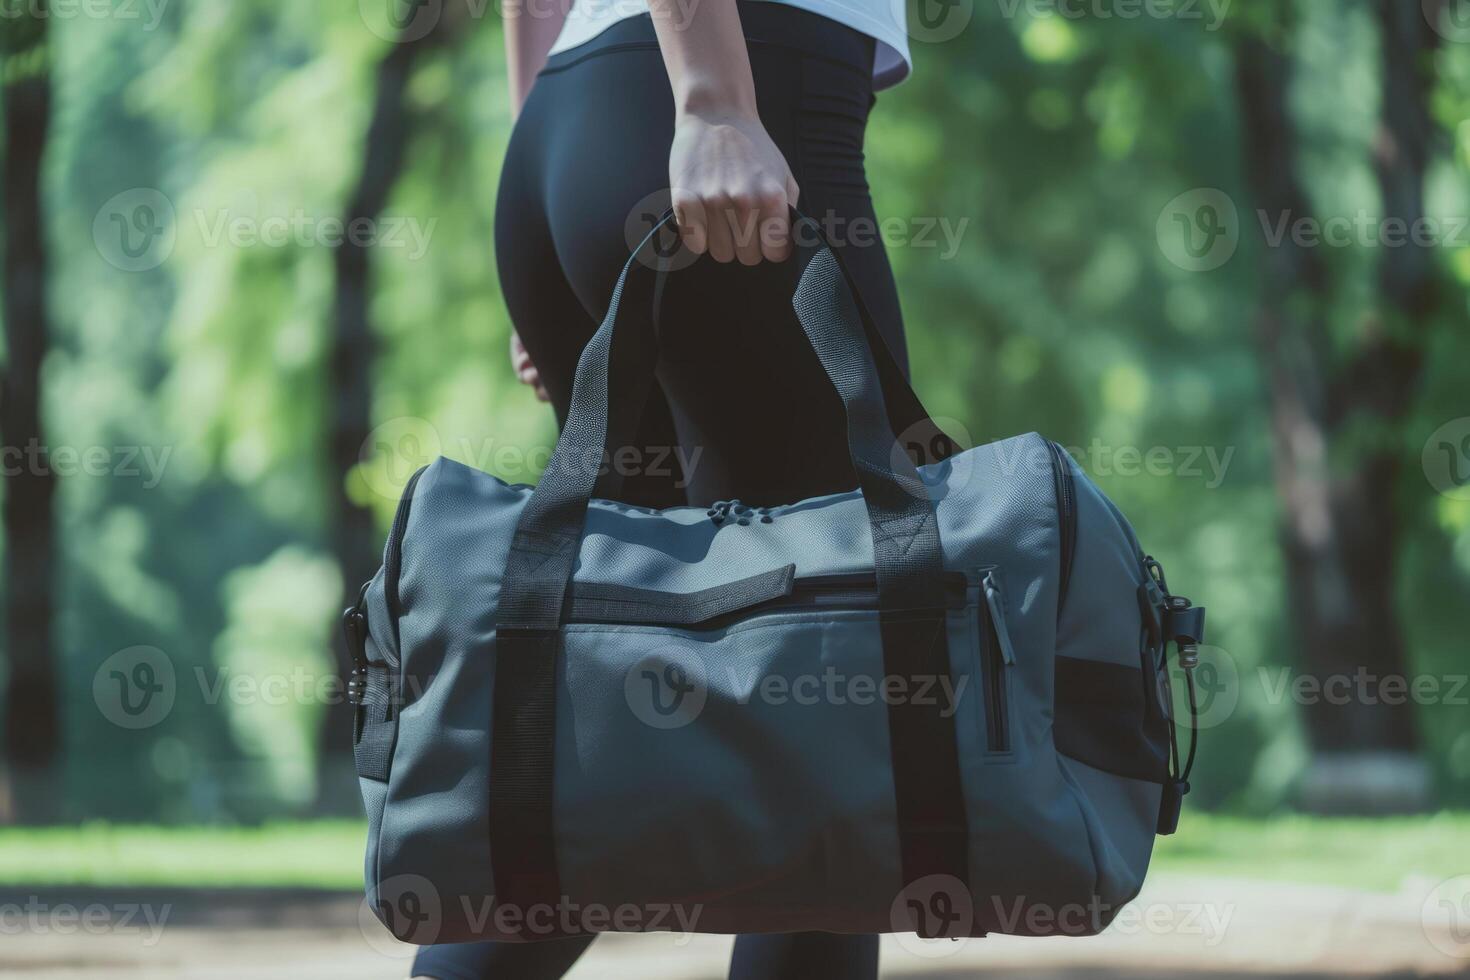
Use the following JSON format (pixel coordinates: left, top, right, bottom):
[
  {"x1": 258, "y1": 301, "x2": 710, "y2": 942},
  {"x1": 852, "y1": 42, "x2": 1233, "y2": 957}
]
[{"x1": 674, "y1": 79, "x2": 759, "y2": 123}]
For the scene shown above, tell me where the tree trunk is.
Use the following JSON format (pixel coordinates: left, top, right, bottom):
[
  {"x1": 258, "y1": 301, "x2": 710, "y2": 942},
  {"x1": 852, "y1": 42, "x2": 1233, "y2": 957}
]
[
  {"x1": 319, "y1": 16, "x2": 461, "y2": 808},
  {"x1": 1232, "y1": 8, "x2": 1440, "y2": 812},
  {"x1": 0, "y1": 10, "x2": 61, "y2": 822}
]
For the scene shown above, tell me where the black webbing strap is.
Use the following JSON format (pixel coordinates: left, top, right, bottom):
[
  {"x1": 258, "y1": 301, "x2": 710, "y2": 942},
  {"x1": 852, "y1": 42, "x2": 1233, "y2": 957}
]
[
  {"x1": 488, "y1": 627, "x2": 563, "y2": 924},
  {"x1": 489, "y1": 213, "x2": 971, "y2": 934},
  {"x1": 567, "y1": 564, "x2": 795, "y2": 626},
  {"x1": 353, "y1": 663, "x2": 397, "y2": 782},
  {"x1": 489, "y1": 223, "x2": 667, "y2": 934},
  {"x1": 790, "y1": 236, "x2": 971, "y2": 909}
]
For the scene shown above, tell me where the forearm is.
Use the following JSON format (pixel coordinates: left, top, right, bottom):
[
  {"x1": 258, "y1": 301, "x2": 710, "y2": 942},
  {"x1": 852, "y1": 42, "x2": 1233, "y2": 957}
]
[
  {"x1": 648, "y1": 0, "x2": 758, "y2": 121},
  {"x1": 503, "y1": 0, "x2": 568, "y2": 117}
]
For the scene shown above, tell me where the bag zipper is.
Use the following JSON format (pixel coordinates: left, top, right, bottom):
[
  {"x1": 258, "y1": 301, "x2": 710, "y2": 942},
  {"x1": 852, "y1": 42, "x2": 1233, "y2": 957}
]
[
  {"x1": 978, "y1": 570, "x2": 1015, "y2": 753},
  {"x1": 1048, "y1": 441, "x2": 1077, "y2": 608},
  {"x1": 383, "y1": 465, "x2": 428, "y2": 636},
  {"x1": 343, "y1": 465, "x2": 427, "y2": 689},
  {"x1": 565, "y1": 571, "x2": 969, "y2": 628}
]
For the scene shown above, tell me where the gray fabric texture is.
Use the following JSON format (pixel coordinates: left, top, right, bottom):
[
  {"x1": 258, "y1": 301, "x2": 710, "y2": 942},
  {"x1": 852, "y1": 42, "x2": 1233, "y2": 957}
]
[{"x1": 354, "y1": 431, "x2": 1174, "y2": 943}]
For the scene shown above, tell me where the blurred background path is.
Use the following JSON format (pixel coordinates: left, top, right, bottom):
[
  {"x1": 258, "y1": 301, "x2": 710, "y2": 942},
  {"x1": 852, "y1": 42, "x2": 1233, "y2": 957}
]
[{"x1": 4, "y1": 873, "x2": 1468, "y2": 979}]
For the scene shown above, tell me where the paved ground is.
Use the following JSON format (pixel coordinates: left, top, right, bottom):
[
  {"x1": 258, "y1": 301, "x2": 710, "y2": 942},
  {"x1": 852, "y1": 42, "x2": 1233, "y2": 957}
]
[{"x1": 3, "y1": 875, "x2": 1468, "y2": 978}]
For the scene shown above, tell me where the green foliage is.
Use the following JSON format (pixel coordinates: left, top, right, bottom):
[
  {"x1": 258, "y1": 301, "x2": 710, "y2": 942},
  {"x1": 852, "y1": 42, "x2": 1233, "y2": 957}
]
[{"x1": 213, "y1": 547, "x2": 341, "y2": 809}]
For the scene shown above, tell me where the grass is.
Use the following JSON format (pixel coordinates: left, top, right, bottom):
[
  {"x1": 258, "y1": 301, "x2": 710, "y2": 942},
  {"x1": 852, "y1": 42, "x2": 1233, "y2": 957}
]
[
  {"x1": 0, "y1": 812, "x2": 1464, "y2": 892},
  {"x1": 0, "y1": 820, "x2": 367, "y2": 889},
  {"x1": 1152, "y1": 810, "x2": 1470, "y2": 892}
]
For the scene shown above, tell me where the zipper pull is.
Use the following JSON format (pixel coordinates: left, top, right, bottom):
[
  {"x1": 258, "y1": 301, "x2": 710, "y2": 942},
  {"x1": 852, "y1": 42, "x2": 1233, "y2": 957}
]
[
  {"x1": 982, "y1": 572, "x2": 1017, "y2": 666},
  {"x1": 343, "y1": 584, "x2": 370, "y2": 706}
]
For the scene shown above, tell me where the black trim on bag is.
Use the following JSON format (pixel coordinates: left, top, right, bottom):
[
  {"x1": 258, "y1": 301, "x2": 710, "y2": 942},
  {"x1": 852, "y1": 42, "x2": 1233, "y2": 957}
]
[
  {"x1": 385, "y1": 465, "x2": 428, "y2": 659},
  {"x1": 1054, "y1": 655, "x2": 1170, "y2": 784},
  {"x1": 564, "y1": 569, "x2": 968, "y2": 628},
  {"x1": 565, "y1": 564, "x2": 796, "y2": 626},
  {"x1": 1048, "y1": 441, "x2": 1077, "y2": 610}
]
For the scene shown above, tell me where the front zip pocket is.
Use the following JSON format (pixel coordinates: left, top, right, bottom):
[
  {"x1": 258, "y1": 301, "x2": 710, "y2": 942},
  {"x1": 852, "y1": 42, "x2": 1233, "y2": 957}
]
[
  {"x1": 976, "y1": 570, "x2": 1016, "y2": 754},
  {"x1": 565, "y1": 570, "x2": 969, "y2": 629}
]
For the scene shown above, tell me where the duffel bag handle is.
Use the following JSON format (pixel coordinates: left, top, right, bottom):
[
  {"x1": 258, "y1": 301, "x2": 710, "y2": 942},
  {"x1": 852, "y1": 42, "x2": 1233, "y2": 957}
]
[
  {"x1": 488, "y1": 209, "x2": 972, "y2": 936},
  {"x1": 499, "y1": 209, "x2": 959, "y2": 626}
]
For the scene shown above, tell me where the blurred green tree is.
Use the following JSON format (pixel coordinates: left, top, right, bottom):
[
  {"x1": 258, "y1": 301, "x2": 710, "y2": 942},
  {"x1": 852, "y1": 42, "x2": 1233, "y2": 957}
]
[
  {"x1": 1, "y1": 0, "x2": 61, "y2": 822},
  {"x1": 321, "y1": 1, "x2": 473, "y2": 801},
  {"x1": 1231, "y1": 0, "x2": 1450, "y2": 811}
]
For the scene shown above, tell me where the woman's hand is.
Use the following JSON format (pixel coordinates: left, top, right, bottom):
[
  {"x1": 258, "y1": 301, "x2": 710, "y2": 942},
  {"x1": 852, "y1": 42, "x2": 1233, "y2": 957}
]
[
  {"x1": 650, "y1": 0, "x2": 797, "y2": 264},
  {"x1": 669, "y1": 107, "x2": 800, "y2": 265},
  {"x1": 510, "y1": 331, "x2": 549, "y2": 402}
]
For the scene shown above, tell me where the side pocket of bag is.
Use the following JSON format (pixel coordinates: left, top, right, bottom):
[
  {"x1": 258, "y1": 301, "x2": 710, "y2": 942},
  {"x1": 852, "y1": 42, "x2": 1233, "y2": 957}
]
[
  {"x1": 349, "y1": 465, "x2": 426, "y2": 786},
  {"x1": 351, "y1": 468, "x2": 428, "y2": 896}
]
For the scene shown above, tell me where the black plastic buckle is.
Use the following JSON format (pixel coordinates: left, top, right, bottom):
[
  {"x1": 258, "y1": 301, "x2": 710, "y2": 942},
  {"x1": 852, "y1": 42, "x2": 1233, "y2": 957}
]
[
  {"x1": 1164, "y1": 601, "x2": 1206, "y2": 670},
  {"x1": 342, "y1": 605, "x2": 369, "y2": 706}
]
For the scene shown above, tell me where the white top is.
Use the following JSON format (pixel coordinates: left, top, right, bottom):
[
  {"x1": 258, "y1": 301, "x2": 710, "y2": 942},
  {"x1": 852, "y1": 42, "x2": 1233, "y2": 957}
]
[{"x1": 547, "y1": 0, "x2": 912, "y2": 90}]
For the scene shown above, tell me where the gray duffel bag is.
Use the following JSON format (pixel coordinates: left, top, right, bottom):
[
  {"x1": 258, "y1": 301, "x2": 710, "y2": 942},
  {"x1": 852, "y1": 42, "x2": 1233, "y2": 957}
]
[{"x1": 344, "y1": 215, "x2": 1205, "y2": 945}]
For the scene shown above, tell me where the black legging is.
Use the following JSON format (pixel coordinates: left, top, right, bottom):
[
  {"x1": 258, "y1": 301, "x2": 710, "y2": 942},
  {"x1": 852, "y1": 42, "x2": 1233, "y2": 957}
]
[{"x1": 413, "y1": 6, "x2": 900, "y2": 977}]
